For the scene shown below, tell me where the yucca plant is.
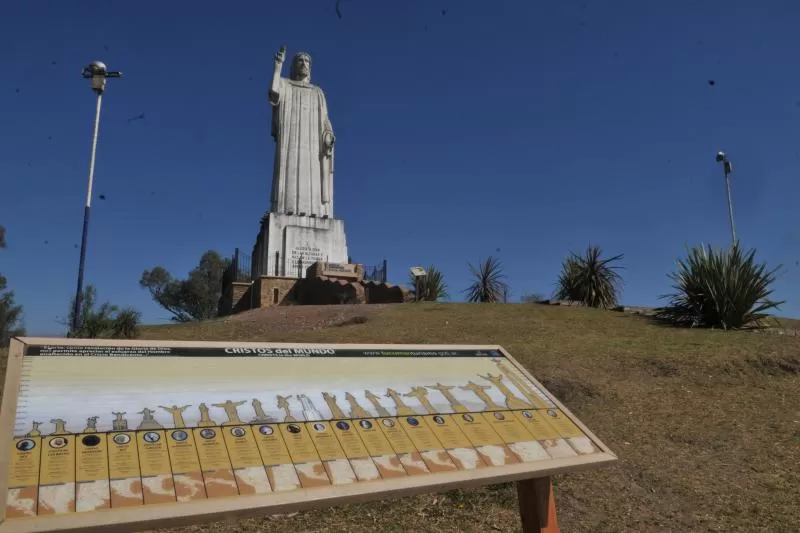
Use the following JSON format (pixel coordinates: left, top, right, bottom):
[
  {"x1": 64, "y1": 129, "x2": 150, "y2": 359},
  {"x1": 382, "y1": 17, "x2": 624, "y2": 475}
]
[
  {"x1": 656, "y1": 243, "x2": 783, "y2": 329},
  {"x1": 464, "y1": 256, "x2": 509, "y2": 303},
  {"x1": 555, "y1": 246, "x2": 624, "y2": 309},
  {"x1": 407, "y1": 265, "x2": 449, "y2": 302}
]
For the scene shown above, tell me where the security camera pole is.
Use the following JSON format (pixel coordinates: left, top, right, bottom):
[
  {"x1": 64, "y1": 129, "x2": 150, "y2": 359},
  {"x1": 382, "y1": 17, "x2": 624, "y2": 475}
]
[
  {"x1": 715, "y1": 151, "x2": 736, "y2": 246},
  {"x1": 71, "y1": 61, "x2": 122, "y2": 335}
]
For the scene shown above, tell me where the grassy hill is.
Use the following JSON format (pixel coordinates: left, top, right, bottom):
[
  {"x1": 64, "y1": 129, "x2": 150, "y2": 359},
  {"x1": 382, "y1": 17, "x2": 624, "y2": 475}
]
[{"x1": 4, "y1": 303, "x2": 800, "y2": 532}]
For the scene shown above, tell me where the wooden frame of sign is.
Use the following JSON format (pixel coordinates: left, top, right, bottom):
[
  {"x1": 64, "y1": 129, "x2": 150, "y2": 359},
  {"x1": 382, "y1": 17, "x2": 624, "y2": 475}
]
[{"x1": 0, "y1": 338, "x2": 617, "y2": 533}]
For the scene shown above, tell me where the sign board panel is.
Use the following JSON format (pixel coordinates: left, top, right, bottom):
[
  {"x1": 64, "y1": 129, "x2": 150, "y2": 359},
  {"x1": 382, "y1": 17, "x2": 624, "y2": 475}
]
[
  {"x1": 0, "y1": 338, "x2": 617, "y2": 532},
  {"x1": 409, "y1": 266, "x2": 427, "y2": 277}
]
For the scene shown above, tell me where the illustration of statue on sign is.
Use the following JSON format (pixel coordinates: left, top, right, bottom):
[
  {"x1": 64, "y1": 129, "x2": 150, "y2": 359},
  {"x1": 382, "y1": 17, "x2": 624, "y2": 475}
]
[
  {"x1": 213, "y1": 400, "x2": 247, "y2": 425},
  {"x1": 277, "y1": 395, "x2": 296, "y2": 422},
  {"x1": 197, "y1": 403, "x2": 216, "y2": 427},
  {"x1": 26, "y1": 421, "x2": 42, "y2": 437},
  {"x1": 50, "y1": 418, "x2": 69, "y2": 435},
  {"x1": 112, "y1": 412, "x2": 129, "y2": 431},
  {"x1": 137, "y1": 408, "x2": 164, "y2": 430},
  {"x1": 345, "y1": 392, "x2": 370, "y2": 418},
  {"x1": 159, "y1": 405, "x2": 191, "y2": 428},
  {"x1": 297, "y1": 394, "x2": 323, "y2": 421},
  {"x1": 404, "y1": 387, "x2": 438, "y2": 414},
  {"x1": 426, "y1": 382, "x2": 467, "y2": 412},
  {"x1": 250, "y1": 398, "x2": 275, "y2": 423},
  {"x1": 385, "y1": 389, "x2": 415, "y2": 416},
  {"x1": 83, "y1": 416, "x2": 99, "y2": 433},
  {"x1": 477, "y1": 373, "x2": 531, "y2": 410},
  {"x1": 460, "y1": 381, "x2": 504, "y2": 410},
  {"x1": 490, "y1": 358, "x2": 550, "y2": 407},
  {"x1": 322, "y1": 392, "x2": 347, "y2": 419},
  {"x1": 364, "y1": 390, "x2": 391, "y2": 417}
]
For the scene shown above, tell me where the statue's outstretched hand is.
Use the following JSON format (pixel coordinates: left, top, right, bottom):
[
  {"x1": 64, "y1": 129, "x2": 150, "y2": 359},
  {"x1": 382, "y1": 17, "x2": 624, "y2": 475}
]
[{"x1": 275, "y1": 46, "x2": 286, "y2": 65}]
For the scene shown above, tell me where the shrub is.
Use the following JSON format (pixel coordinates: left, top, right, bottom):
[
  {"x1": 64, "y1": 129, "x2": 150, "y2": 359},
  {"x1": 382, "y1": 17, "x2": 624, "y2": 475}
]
[{"x1": 655, "y1": 243, "x2": 783, "y2": 329}]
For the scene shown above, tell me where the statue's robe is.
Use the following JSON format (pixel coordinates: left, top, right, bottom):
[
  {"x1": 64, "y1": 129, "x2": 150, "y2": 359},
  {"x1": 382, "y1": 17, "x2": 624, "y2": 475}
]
[{"x1": 269, "y1": 77, "x2": 334, "y2": 218}]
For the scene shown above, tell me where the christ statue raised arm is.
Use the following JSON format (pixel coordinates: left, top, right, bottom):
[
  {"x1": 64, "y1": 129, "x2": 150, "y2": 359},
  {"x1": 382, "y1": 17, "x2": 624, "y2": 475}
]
[{"x1": 269, "y1": 45, "x2": 335, "y2": 219}]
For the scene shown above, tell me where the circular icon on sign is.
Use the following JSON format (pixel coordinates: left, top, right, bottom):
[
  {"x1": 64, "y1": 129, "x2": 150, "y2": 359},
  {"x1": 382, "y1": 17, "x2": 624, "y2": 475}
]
[
  {"x1": 230, "y1": 427, "x2": 246, "y2": 438},
  {"x1": 171, "y1": 430, "x2": 189, "y2": 442},
  {"x1": 493, "y1": 412, "x2": 506, "y2": 421},
  {"x1": 432, "y1": 415, "x2": 445, "y2": 425},
  {"x1": 113, "y1": 433, "x2": 131, "y2": 445},
  {"x1": 143, "y1": 431, "x2": 161, "y2": 443},
  {"x1": 462, "y1": 414, "x2": 474, "y2": 423},
  {"x1": 16, "y1": 439, "x2": 36, "y2": 452},
  {"x1": 335, "y1": 421, "x2": 350, "y2": 431},
  {"x1": 406, "y1": 417, "x2": 419, "y2": 427},
  {"x1": 49, "y1": 437, "x2": 67, "y2": 449},
  {"x1": 522, "y1": 411, "x2": 533, "y2": 419},
  {"x1": 259, "y1": 425, "x2": 274, "y2": 435},
  {"x1": 546, "y1": 409, "x2": 557, "y2": 418},
  {"x1": 312, "y1": 423, "x2": 326, "y2": 432},
  {"x1": 359, "y1": 420, "x2": 373, "y2": 430},
  {"x1": 286, "y1": 424, "x2": 301, "y2": 434},
  {"x1": 199, "y1": 429, "x2": 216, "y2": 440},
  {"x1": 382, "y1": 419, "x2": 395, "y2": 428},
  {"x1": 81, "y1": 435, "x2": 101, "y2": 447}
]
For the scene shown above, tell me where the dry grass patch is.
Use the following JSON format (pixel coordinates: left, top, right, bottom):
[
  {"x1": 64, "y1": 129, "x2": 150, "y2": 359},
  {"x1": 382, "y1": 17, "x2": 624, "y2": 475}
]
[{"x1": 2, "y1": 303, "x2": 799, "y2": 532}]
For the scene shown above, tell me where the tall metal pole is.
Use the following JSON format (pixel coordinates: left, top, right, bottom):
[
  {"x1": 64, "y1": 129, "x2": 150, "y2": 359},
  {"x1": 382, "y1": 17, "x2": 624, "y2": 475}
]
[
  {"x1": 71, "y1": 62, "x2": 121, "y2": 335},
  {"x1": 723, "y1": 163, "x2": 736, "y2": 246},
  {"x1": 71, "y1": 92, "x2": 103, "y2": 334}
]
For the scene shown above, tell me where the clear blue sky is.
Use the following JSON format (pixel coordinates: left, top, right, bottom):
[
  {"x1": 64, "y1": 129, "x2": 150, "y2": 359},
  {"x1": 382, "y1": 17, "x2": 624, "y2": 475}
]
[{"x1": 2, "y1": 1, "x2": 799, "y2": 335}]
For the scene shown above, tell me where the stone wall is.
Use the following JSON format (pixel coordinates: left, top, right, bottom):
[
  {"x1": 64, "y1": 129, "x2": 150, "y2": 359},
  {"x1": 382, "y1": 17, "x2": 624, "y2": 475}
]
[
  {"x1": 218, "y1": 281, "x2": 254, "y2": 316},
  {"x1": 254, "y1": 276, "x2": 300, "y2": 307},
  {"x1": 362, "y1": 281, "x2": 408, "y2": 304}
]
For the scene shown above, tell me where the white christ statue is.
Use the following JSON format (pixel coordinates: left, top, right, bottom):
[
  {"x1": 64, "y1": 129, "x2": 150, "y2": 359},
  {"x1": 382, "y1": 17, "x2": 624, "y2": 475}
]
[{"x1": 269, "y1": 46, "x2": 335, "y2": 218}]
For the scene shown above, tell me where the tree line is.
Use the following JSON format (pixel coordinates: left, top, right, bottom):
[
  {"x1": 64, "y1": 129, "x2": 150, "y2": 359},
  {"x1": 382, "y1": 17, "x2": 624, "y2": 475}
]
[{"x1": 0, "y1": 229, "x2": 785, "y2": 346}]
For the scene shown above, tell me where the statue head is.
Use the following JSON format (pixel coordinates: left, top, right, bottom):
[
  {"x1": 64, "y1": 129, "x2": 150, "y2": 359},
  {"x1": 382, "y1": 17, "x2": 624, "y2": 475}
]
[{"x1": 290, "y1": 52, "x2": 312, "y2": 82}]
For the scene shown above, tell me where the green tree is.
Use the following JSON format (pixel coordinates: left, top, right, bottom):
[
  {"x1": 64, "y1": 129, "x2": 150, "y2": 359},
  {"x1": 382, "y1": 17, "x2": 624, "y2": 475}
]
[
  {"x1": 407, "y1": 265, "x2": 449, "y2": 301},
  {"x1": 0, "y1": 225, "x2": 26, "y2": 346},
  {"x1": 66, "y1": 285, "x2": 141, "y2": 339},
  {"x1": 140, "y1": 250, "x2": 230, "y2": 322},
  {"x1": 555, "y1": 246, "x2": 624, "y2": 309},
  {"x1": 464, "y1": 256, "x2": 509, "y2": 303},
  {"x1": 655, "y1": 243, "x2": 783, "y2": 330}
]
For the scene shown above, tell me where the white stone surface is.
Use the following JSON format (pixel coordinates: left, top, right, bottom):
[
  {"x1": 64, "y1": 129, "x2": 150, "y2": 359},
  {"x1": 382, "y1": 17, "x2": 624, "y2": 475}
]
[{"x1": 255, "y1": 213, "x2": 348, "y2": 278}]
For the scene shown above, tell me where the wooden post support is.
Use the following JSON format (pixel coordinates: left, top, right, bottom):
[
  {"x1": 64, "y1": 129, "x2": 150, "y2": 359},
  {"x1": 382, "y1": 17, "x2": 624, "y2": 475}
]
[{"x1": 516, "y1": 476, "x2": 560, "y2": 533}]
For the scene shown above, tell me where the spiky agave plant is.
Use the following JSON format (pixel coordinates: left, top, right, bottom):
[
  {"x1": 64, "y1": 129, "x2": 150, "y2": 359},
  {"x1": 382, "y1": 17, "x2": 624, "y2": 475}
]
[
  {"x1": 555, "y1": 246, "x2": 624, "y2": 309},
  {"x1": 464, "y1": 256, "x2": 509, "y2": 303},
  {"x1": 407, "y1": 265, "x2": 449, "y2": 302},
  {"x1": 656, "y1": 243, "x2": 783, "y2": 329}
]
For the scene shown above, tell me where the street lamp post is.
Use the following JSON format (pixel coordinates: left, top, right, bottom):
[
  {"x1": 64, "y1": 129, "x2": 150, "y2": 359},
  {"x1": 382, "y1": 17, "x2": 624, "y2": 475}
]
[
  {"x1": 715, "y1": 151, "x2": 737, "y2": 247},
  {"x1": 71, "y1": 61, "x2": 122, "y2": 335}
]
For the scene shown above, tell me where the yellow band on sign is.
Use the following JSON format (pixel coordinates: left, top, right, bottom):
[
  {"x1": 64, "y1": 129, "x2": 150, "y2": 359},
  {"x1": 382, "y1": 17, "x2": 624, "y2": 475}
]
[
  {"x1": 354, "y1": 419, "x2": 396, "y2": 456},
  {"x1": 136, "y1": 431, "x2": 171, "y2": 477},
  {"x1": 166, "y1": 429, "x2": 202, "y2": 474},
  {"x1": 193, "y1": 428, "x2": 233, "y2": 471},
  {"x1": 76, "y1": 434, "x2": 109, "y2": 483},
  {"x1": 331, "y1": 420, "x2": 372, "y2": 459},
  {"x1": 107, "y1": 432, "x2": 140, "y2": 479},
  {"x1": 424, "y1": 415, "x2": 473, "y2": 449},
  {"x1": 8, "y1": 437, "x2": 42, "y2": 488},
  {"x1": 39, "y1": 435, "x2": 76, "y2": 486},
  {"x1": 251, "y1": 424, "x2": 293, "y2": 465},
  {"x1": 222, "y1": 426, "x2": 264, "y2": 469},
  {"x1": 306, "y1": 422, "x2": 348, "y2": 461}
]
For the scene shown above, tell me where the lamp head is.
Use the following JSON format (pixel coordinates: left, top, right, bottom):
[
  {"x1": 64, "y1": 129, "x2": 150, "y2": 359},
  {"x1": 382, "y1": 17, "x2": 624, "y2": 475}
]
[{"x1": 715, "y1": 151, "x2": 727, "y2": 163}]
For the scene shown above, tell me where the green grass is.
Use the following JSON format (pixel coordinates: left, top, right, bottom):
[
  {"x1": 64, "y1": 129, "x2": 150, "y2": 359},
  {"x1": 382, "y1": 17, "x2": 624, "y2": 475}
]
[{"x1": 3, "y1": 304, "x2": 800, "y2": 532}]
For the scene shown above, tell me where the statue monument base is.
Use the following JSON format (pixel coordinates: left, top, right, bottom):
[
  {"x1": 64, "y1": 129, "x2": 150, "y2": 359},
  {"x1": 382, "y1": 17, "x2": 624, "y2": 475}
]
[{"x1": 251, "y1": 213, "x2": 348, "y2": 278}]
